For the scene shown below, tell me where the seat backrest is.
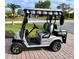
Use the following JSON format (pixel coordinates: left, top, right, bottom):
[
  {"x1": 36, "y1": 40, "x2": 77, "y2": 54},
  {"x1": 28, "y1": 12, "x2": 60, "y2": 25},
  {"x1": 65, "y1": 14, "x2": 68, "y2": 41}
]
[
  {"x1": 43, "y1": 22, "x2": 54, "y2": 33},
  {"x1": 43, "y1": 22, "x2": 58, "y2": 33}
]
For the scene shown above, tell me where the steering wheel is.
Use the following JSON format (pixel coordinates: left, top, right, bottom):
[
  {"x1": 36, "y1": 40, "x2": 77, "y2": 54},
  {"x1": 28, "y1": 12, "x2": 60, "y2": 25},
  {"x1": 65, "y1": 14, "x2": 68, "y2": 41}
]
[{"x1": 33, "y1": 23, "x2": 39, "y2": 29}]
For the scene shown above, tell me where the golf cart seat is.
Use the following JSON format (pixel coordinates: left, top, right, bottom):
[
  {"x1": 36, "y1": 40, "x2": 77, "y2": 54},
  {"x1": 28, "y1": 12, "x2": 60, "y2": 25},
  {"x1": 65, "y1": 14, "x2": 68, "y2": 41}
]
[{"x1": 37, "y1": 22, "x2": 57, "y2": 38}]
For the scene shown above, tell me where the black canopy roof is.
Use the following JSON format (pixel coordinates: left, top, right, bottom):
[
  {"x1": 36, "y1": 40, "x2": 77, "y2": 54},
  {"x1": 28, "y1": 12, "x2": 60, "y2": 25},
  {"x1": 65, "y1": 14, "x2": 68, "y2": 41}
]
[{"x1": 24, "y1": 8, "x2": 63, "y2": 16}]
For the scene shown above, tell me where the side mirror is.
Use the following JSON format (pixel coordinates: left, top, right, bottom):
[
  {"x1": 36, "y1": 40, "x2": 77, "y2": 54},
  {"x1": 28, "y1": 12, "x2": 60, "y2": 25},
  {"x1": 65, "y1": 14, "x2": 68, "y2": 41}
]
[{"x1": 60, "y1": 15, "x2": 64, "y2": 25}]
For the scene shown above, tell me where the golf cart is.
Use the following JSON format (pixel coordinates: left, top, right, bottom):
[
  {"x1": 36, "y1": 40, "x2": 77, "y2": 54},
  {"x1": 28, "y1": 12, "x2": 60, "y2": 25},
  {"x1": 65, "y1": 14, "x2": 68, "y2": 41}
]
[{"x1": 10, "y1": 8, "x2": 67, "y2": 54}]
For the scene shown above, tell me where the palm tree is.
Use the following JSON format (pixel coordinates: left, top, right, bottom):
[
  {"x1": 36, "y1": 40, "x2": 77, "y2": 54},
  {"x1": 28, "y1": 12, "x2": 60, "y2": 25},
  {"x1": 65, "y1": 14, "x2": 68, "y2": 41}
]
[{"x1": 6, "y1": 3, "x2": 21, "y2": 24}]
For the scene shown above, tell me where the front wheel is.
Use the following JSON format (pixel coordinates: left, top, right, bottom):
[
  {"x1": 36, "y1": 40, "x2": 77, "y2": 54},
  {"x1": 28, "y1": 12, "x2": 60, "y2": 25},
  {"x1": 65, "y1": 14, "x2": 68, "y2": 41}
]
[
  {"x1": 50, "y1": 41, "x2": 61, "y2": 52},
  {"x1": 10, "y1": 43, "x2": 23, "y2": 54}
]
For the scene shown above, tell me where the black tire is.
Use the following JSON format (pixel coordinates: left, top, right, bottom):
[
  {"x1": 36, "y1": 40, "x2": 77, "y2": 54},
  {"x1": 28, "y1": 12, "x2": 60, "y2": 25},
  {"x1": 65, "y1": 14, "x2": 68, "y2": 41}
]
[
  {"x1": 50, "y1": 41, "x2": 61, "y2": 52},
  {"x1": 10, "y1": 43, "x2": 23, "y2": 54}
]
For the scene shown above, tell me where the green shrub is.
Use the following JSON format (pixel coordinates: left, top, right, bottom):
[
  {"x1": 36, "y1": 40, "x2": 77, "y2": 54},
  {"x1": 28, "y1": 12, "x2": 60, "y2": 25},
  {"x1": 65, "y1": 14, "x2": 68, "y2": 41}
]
[
  {"x1": 70, "y1": 13, "x2": 74, "y2": 19},
  {"x1": 5, "y1": 11, "x2": 13, "y2": 18},
  {"x1": 64, "y1": 11, "x2": 69, "y2": 19},
  {"x1": 5, "y1": 30, "x2": 15, "y2": 38}
]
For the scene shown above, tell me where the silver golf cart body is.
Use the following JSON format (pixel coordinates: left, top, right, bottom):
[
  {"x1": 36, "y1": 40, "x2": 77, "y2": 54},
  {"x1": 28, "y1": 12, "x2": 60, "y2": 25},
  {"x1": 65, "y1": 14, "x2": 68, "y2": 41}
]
[{"x1": 13, "y1": 8, "x2": 67, "y2": 48}]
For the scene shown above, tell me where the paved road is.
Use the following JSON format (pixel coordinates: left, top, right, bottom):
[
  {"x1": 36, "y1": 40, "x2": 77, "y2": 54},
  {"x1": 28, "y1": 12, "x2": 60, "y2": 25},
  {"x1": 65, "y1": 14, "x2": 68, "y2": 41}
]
[
  {"x1": 61, "y1": 21, "x2": 74, "y2": 34},
  {"x1": 5, "y1": 18, "x2": 74, "y2": 34}
]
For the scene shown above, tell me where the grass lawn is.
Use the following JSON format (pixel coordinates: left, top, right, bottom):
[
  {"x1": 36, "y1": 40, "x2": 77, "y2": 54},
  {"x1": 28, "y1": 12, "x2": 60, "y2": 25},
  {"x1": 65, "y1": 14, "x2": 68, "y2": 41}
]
[{"x1": 5, "y1": 23, "x2": 43, "y2": 37}]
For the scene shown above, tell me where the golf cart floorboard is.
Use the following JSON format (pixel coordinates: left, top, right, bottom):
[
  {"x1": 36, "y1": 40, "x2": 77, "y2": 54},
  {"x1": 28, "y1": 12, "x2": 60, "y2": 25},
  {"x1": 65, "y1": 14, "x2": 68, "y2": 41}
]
[
  {"x1": 28, "y1": 42, "x2": 40, "y2": 45},
  {"x1": 27, "y1": 37, "x2": 40, "y2": 45}
]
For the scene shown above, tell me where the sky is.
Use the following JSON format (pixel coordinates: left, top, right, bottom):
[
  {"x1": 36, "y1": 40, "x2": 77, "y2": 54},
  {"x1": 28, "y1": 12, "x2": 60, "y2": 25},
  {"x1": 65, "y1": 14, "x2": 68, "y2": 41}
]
[{"x1": 5, "y1": 0, "x2": 74, "y2": 10}]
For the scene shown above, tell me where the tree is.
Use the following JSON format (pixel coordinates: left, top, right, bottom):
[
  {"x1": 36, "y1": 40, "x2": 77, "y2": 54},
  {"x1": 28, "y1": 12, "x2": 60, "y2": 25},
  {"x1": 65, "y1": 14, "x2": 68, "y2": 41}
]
[
  {"x1": 6, "y1": 3, "x2": 21, "y2": 24},
  {"x1": 35, "y1": 0, "x2": 50, "y2": 8},
  {"x1": 57, "y1": 3, "x2": 74, "y2": 19},
  {"x1": 57, "y1": 3, "x2": 70, "y2": 11}
]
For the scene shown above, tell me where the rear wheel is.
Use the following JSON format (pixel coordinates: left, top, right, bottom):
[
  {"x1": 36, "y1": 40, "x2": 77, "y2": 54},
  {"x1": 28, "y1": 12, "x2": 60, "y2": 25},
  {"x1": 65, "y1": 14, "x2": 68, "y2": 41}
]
[
  {"x1": 11, "y1": 43, "x2": 23, "y2": 54},
  {"x1": 50, "y1": 41, "x2": 61, "y2": 52}
]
